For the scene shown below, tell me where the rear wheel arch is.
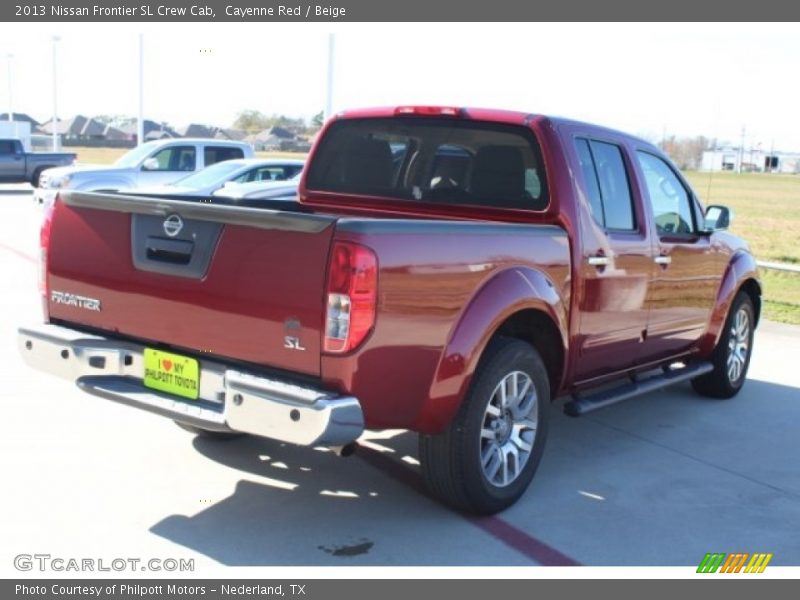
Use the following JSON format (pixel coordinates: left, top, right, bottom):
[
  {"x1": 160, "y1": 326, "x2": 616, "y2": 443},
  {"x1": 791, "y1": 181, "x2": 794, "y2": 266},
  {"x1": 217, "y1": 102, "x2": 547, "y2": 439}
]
[
  {"x1": 418, "y1": 267, "x2": 568, "y2": 433},
  {"x1": 492, "y1": 309, "x2": 565, "y2": 400}
]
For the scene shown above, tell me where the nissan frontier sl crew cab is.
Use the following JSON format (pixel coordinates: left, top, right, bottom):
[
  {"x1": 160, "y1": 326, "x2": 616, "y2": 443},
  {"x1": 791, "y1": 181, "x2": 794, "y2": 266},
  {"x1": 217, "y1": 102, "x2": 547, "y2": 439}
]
[{"x1": 18, "y1": 106, "x2": 760, "y2": 514}]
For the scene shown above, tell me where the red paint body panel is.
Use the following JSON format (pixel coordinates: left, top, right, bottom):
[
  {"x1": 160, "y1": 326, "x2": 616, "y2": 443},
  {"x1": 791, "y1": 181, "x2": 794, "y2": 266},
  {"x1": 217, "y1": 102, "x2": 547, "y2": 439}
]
[
  {"x1": 554, "y1": 122, "x2": 654, "y2": 382},
  {"x1": 44, "y1": 106, "x2": 761, "y2": 435},
  {"x1": 320, "y1": 225, "x2": 569, "y2": 432},
  {"x1": 47, "y1": 201, "x2": 334, "y2": 376}
]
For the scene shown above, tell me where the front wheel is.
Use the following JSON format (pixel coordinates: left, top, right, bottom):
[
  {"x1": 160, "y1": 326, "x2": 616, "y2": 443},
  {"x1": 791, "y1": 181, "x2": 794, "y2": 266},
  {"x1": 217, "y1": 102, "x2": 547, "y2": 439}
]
[
  {"x1": 692, "y1": 291, "x2": 755, "y2": 398},
  {"x1": 419, "y1": 337, "x2": 550, "y2": 514}
]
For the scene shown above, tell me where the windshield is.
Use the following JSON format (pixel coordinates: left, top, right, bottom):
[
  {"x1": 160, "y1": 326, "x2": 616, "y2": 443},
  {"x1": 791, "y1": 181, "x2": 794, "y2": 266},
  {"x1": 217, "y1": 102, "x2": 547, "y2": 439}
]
[
  {"x1": 171, "y1": 161, "x2": 244, "y2": 188},
  {"x1": 306, "y1": 117, "x2": 548, "y2": 211},
  {"x1": 113, "y1": 142, "x2": 162, "y2": 168}
]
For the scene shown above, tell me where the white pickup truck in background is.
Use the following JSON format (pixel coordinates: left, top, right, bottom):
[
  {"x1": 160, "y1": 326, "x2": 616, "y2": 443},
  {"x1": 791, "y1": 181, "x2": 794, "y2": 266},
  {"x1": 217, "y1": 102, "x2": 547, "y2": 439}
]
[{"x1": 34, "y1": 138, "x2": 254, "y2": 204}]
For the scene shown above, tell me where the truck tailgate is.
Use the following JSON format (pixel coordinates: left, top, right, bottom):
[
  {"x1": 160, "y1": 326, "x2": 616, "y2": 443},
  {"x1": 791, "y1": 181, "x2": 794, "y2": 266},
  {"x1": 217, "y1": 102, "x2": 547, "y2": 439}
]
[{"x1": 46, "y1": 191, "x2": 337, "y2": 377}]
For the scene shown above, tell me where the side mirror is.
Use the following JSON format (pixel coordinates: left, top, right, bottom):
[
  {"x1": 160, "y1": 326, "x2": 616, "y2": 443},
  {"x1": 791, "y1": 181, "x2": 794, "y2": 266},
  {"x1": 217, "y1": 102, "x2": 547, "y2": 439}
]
[
  {"x1": 141, "y1": 157, "x2": 159, "y2": 171},
  {"x1": 703, "y1": 205, "x2": 733, "y2": 232}
]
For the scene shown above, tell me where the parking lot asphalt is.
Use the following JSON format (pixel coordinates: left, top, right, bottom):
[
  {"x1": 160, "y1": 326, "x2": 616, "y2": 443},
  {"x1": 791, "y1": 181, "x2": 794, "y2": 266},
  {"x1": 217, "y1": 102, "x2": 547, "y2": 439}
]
[{"x1": 1, "y1": 185, "x2": 798, "y2": 570}]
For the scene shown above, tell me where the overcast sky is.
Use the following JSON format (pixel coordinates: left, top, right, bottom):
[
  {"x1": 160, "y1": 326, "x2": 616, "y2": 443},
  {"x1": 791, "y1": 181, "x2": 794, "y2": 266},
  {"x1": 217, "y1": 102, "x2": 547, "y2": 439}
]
[{"x1": 1, "y1": 22, "x2": 798, "y2": 150}]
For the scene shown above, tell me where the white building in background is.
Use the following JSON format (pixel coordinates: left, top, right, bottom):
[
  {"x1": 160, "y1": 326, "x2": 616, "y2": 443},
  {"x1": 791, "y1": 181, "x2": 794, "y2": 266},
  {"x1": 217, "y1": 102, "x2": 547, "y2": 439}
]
[
  {"x1": 0, "y1": 120, "x2": 32, "y2": 149},
  {"x1": 701, "y1": 146, "x2": 800, "y2": 173}
]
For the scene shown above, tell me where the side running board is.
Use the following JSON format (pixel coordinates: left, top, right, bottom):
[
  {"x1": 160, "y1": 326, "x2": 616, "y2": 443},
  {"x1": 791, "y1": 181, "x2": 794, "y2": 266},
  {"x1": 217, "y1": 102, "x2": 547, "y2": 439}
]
[{"x1": 564, "y1": 361, "x2": 714, "y2": 417}]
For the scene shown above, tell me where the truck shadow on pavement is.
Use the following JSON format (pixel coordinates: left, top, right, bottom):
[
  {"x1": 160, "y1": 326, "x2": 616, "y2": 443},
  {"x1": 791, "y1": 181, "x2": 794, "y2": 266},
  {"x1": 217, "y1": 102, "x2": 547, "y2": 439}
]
[
  {"x1": 149, "y1": 378, "x2": 800, "y2": 566},
  {"x1": 149, "y1": 430, "x2": 460, "y2": 566}
]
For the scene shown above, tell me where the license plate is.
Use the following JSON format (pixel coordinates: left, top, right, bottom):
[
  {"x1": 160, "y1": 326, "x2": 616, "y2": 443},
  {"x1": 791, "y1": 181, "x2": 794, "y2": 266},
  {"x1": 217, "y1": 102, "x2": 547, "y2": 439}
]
[{"x1": 143, "y1": 348, "x2": 200, "y2": 400}]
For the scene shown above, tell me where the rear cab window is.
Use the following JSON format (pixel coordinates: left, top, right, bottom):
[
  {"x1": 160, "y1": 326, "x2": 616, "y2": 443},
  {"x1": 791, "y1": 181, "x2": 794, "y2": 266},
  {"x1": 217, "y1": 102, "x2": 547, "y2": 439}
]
[{"x1": 306, "y1": 117, "x2": 548, "y2": 211}]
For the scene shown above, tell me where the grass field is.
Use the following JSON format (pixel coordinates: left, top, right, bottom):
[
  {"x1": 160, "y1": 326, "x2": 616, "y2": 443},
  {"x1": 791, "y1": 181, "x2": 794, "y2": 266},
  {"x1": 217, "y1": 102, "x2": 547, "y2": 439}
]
[
  {"x1": 685, "y1": 171, "x2": 800, "y2": 325},
  {"x1": 68, "y1": 148, "x2": 800, "y2": 324},
  {"x1": 684, "y1": 171, "x2": 800, "y2": 264}
]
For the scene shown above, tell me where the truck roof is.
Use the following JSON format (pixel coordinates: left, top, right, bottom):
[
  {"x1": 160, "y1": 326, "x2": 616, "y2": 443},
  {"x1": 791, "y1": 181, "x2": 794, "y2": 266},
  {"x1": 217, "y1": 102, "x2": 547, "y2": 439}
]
[{"x1": 333, "y1": 106, "x2": 656, "y2": 149}]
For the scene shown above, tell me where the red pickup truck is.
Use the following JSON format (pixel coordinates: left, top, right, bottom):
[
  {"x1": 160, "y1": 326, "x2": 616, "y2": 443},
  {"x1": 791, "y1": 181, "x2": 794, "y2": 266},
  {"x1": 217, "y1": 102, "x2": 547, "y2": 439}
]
[{"x1": 18, "y1": 106, "x2": 760, "y2": 514}]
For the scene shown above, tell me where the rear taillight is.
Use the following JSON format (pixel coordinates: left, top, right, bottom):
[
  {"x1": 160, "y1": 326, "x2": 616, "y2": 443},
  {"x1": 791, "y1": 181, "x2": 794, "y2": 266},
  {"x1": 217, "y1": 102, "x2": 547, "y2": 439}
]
[
  {"x1": 38, "y1": 197, "x2": 55, "y2": 299},
  {"x1": 324, "y1": 241, "x2": 377, "y2": 354}
]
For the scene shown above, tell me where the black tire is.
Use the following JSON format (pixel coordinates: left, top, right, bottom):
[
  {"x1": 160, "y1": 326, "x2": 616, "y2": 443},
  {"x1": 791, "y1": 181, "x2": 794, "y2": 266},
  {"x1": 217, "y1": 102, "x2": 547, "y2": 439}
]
[
  {"x1": 174, "y1": 421, "x2": 245, "y2": 441},
  {"x1": 419, "y1": 337, "x2": 550, "y2": 514},
  {"x1": 692, "y1": 291, "x2": 755, "y2": 399}
]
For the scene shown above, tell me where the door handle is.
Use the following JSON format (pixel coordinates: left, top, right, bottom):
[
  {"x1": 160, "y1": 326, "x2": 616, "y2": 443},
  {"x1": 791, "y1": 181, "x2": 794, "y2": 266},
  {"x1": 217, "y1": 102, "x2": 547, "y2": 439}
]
[
  {"x1": 588, "y1": 256, "x2": 609, "y2": 267},
  {"x1": 654, "y1": 255, "x2": 672, "y2": 265}
]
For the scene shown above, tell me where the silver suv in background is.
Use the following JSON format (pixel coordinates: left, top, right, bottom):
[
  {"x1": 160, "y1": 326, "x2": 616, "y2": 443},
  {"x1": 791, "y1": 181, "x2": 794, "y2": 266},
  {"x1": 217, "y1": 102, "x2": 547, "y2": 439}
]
[{"x1": 34, "y1": 138, "x2": 253, "y2": 204}]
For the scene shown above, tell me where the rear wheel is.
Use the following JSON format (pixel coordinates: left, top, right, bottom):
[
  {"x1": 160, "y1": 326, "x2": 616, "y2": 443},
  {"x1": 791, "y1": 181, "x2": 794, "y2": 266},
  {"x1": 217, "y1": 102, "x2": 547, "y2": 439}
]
[
  {"x1": 419, "y1": 337, "x2": 550, "y2": 514},
  {"x1": 692, "y1": 291, "x2": 755, "y2": 398},
  {"x1": 174, "y1": 421, "x2": 245, "y2": 441},
  {"x1": 32, "y1": 167, "x2": 50, "y2": 188}
]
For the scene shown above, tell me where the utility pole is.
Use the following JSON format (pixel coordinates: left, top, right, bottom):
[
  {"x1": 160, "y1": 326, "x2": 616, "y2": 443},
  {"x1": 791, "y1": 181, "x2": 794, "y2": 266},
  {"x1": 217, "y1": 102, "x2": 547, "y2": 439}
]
[
  {"x1": 51, "y1": 36, "x2": 60, "y2": 151},
  {"x1": 6, "y1": 54, "x2": 12, "y2": 121},
  {"x1": 324, "y1": 33, "x2": 335, "y2": 123},
  {"x1": 137, "y1": 33, "x2": 144, "y2": 146},
  {"x1": 6, "y1": 53, "x2": 17, "y2": 137}
]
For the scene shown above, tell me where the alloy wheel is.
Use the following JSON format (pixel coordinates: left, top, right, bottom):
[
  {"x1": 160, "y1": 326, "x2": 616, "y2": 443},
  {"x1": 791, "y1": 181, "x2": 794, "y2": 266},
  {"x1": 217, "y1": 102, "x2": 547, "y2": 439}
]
[{"x1": 479, "y1": 370, "x2": 538, "y2": 488}]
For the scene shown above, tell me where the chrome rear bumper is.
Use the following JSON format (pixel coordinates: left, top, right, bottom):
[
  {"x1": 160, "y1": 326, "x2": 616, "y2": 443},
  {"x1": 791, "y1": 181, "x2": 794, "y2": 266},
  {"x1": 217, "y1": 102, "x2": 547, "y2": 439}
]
[{"x1": 17, "y1": 323, "x2": 364, "y2": 447}]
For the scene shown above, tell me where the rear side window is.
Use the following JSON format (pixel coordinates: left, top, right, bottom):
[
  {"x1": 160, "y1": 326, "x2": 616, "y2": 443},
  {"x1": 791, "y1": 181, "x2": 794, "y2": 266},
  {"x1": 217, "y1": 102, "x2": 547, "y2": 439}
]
[
  {"x1": 205, "y1": 146, "x2": 244, "y2": 166},
  {"x1": 575, "y1": 139, "x2": 604, "y2": 225},
  {"x1": 306, "y1": 117, "x2": 548, "y2": 211},
  {"x1": 575, "y1": 138, "x2": 635, "y2": 231},
  {"x1": 0, "y1": 140, "x2": 17, "y2": 154}
]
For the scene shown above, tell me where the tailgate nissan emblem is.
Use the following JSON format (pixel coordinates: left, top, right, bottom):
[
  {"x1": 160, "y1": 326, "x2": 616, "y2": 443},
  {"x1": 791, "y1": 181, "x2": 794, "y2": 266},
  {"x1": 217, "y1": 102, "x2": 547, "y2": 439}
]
[{"x1": 163, "y1": 214, "x2": 184, "y2": 237}]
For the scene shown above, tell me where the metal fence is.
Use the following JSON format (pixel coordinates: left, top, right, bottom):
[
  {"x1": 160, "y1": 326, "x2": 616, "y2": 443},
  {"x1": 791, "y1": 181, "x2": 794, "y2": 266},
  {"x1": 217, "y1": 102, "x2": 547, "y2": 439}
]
[{"x1": 757, "y1": 261, "x2": 800, "y2": 273}]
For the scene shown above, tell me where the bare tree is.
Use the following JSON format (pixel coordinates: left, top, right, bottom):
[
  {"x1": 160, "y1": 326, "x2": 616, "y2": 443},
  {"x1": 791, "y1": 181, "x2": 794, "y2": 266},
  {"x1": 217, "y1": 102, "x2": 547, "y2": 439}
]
[{"x1": 659, "y1": 135, "x2": 712, "y2": 170}]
